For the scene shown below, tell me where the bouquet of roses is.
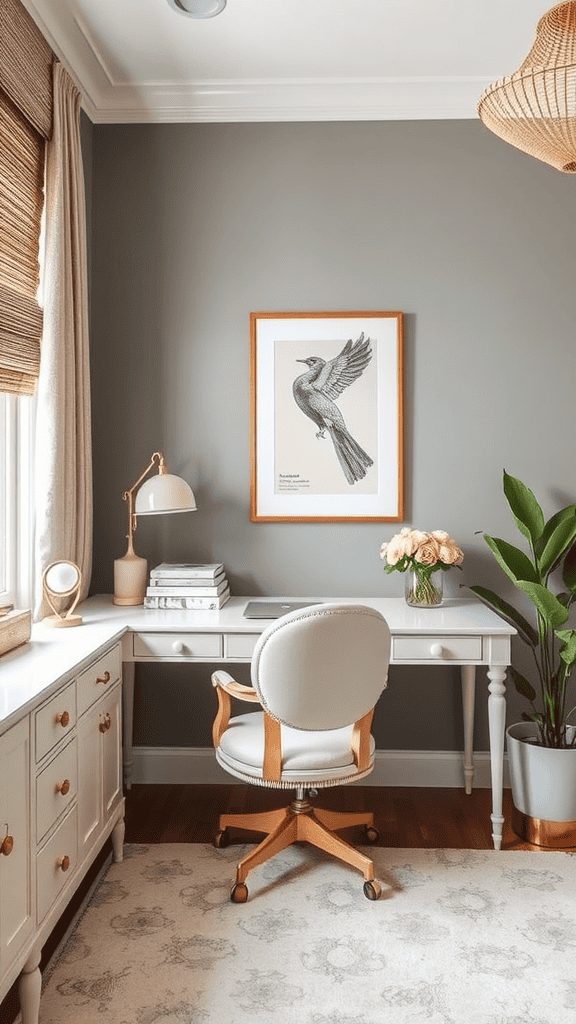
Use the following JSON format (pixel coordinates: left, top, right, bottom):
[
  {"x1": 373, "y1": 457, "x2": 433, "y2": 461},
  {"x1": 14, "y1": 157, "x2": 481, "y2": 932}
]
[{"x1": 380, "y1": 529, "x2": 463, "y2": 605}]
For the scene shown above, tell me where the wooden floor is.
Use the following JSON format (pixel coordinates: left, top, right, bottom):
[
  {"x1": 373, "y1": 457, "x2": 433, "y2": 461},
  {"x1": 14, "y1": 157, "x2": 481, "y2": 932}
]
[{"x1": 124, "y1": 782, "x2": 572, "y2": 851}]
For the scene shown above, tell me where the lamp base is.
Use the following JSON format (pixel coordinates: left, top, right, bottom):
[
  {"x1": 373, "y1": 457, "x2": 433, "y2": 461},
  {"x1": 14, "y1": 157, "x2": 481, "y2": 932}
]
[{"x1": 114, "y1": 552, "x2": 147, "y2": 606}]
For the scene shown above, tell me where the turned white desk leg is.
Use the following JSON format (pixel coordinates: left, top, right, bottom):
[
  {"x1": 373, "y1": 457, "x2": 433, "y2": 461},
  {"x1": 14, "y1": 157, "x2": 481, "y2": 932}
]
[
  {"x1": 122, "y1": 661, "x2": 135, "y2": 790},
  {"x1": 461, "y1": 666, "x2": 476, "y2": 795},
  {"x1": 487, "y1": 665, "x2": 507, "y2": 851},
  {"x1": 19, "y1": 946, "x2": 41, "y2": 1024}
]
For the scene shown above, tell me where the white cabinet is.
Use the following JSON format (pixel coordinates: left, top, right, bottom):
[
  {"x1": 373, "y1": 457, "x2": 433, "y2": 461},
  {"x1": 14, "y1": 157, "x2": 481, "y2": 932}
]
[
  {"x1": 0, "y1": 718, "x2": 34, "y2": 982},
  {"x1": 78, "y1": 684, "x2": 122, "y2": 863},
  {"x1": 0, "y1": 640, "x2": 125, "y2": 1024}
]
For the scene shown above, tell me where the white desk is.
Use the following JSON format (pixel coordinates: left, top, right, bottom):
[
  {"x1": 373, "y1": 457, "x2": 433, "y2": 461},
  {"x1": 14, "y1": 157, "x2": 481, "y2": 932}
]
[{"x1": 74, "y1": 594, "x2": 515, "y2": 851}]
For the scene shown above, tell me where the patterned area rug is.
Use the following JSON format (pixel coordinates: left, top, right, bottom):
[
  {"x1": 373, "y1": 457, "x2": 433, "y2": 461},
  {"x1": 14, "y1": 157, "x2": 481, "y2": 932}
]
[{"x1": 39, "y1": 843, "x2": 576, "y2": 1024}]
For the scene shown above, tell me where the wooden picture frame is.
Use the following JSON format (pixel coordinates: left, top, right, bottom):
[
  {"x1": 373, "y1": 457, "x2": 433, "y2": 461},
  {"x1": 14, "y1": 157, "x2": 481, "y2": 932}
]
[{"x1": 250, "y1": 311, "x2": 404, "y2": 522}]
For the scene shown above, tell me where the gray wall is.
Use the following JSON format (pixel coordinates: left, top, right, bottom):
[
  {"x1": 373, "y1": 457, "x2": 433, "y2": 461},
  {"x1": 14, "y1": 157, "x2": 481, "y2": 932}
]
[{"x1": 86, "y1": 119, "x2": 576, "y2": 752}]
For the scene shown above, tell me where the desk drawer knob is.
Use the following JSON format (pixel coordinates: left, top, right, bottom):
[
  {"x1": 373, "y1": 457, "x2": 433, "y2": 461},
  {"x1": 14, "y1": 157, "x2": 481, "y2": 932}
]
[
  {"x1": 57, "y1": 855, "x2": 70, "y2": 872},
  {"x1": 172, "y1": 640, "x2": 185, "y2": 654},
  {"x1": 1, "y1": 830, "x2": 14, "y2": 856},
  {"x1": 430, "y1": 643, "x2": 443, "y2": 657},
  {"x1": 96, "y1": 671, "x2": 111, "y2": 685},
  {"x1": 99, "y1": 713, "x2": 112, "y2": 733},
  {"x1": 56, "y1": 711, "x2": 70, "y2": 728},
  {"x1": 56, "y1": 779, "x2": 70, "y2": 796}
]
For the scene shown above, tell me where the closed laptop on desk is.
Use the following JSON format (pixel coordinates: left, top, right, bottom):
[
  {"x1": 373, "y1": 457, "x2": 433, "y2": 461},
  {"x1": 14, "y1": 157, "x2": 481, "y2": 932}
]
[{"x1": 243, "y1": 601, "x2": 318, "y2": 619}]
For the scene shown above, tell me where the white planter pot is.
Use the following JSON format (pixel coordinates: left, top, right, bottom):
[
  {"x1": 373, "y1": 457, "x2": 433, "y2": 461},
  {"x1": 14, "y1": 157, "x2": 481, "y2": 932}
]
[{"x1": 507, "y1": 721, "x2": 576, "y2": 848}]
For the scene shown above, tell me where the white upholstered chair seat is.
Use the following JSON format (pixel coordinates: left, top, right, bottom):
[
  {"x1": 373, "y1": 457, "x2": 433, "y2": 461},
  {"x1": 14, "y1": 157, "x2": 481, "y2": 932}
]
[{"x1": 217, "y1": 711, "x2": 376, "y2": 786}]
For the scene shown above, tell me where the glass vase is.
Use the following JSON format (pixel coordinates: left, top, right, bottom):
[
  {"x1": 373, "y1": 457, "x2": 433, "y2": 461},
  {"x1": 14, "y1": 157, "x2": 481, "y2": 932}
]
[{"x1": 404, "y1": 567, "x2": 444, "y2": 607}]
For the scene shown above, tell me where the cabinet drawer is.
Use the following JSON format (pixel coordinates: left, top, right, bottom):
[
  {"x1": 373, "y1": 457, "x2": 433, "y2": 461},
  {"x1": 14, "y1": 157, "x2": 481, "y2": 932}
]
[
  {"x1": 392, "y1": 636, "x2": 483, "y2": 661},
  {"x1": 36, "y1": 739, "x2": 77, "y2": 843},
  {"x1": 35, "y1": 682, "x2": 76, "y2": 762},
  {"x1": 133, "y1": 632, "x2": 222, "y2": 659},
  {"x1": 77, "y1": 645, "x2": 122, "y2": 717},
  {"x1": 224, "y1": 634, "x2": 259, "y2": 659},
  {"x1": 37, "y1": 806, "x2": 78, "y2": 924}
]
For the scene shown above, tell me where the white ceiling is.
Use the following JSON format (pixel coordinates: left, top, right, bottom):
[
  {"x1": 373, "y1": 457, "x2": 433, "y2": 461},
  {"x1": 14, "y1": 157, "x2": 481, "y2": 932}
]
[{"x1": 21, "y1": 0, "x2": 549, "y2": 124}]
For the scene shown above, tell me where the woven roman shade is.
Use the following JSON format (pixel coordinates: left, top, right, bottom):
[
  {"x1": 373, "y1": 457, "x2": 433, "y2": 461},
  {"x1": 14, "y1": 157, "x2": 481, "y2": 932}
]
[{"x1": 0, "y1": 0, "x2": 52, "y2": 396}]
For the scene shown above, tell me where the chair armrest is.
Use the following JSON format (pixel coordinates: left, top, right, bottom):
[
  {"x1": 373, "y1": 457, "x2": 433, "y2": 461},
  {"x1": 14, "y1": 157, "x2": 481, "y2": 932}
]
[
  {"x1": 211, "y1": 671, "x2": 260, "y2": 748},
  {"x1": 212, "y1": 670, "x2": 260, "y2": 702}
]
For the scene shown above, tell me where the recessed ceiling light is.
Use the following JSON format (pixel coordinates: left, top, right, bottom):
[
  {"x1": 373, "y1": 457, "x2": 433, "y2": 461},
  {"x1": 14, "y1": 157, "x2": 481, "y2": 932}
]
[{"x1": 166, "y1": 0, "x2": 227, "y2": 18}]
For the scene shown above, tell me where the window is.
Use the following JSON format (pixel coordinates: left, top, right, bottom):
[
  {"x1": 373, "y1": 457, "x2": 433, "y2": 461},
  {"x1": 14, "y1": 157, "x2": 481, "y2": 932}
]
[{"x1": 0, "y1": 392, "x2": 34, "y2": 608}]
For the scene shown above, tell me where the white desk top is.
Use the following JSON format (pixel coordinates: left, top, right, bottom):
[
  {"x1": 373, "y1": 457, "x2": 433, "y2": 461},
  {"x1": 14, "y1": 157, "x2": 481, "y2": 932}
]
[
  {"x1": 0, "y1": 594, "x2": 515, "y2": 735},
  {"x1": 75, "y1": 594, "x2": 516, "y2": 636}
]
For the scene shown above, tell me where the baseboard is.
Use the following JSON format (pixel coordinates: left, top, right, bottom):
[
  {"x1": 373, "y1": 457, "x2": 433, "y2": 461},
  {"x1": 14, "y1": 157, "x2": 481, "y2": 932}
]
[{"x1": 130, "y1": 746, "x2": 511, "y2": 789}]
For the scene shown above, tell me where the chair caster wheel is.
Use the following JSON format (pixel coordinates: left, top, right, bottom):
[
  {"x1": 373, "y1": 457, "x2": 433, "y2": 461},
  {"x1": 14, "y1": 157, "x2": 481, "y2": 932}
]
[
  {"x1": 364, "y1": 825, "x2": 379, "y2": 844},
  {"x1": 230, "y1": 882, "x2": 248, "y2": 903},
  {"x1": 363, "y1": 879, "x2": 381, "y2": 901},
  {"x1": 214, "y1": 829, "x2": 230, "y2": 849}
]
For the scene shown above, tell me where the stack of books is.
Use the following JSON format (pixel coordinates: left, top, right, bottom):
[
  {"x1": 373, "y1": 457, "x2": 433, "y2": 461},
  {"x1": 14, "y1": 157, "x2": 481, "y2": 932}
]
[{"x1": 143, "y1": 563, "x2": 230, "y2": 610}]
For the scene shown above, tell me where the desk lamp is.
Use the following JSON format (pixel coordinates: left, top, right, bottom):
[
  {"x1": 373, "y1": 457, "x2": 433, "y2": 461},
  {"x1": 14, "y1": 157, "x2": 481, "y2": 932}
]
[{"x1": 113, "y1": 451, "x2": 196, "y2": 606}]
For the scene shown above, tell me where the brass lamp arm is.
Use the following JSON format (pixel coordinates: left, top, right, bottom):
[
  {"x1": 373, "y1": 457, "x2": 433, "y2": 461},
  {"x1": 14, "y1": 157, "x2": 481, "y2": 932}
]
[{"x1": 122, "y1": 451, "x2": 167, "y2": 546}]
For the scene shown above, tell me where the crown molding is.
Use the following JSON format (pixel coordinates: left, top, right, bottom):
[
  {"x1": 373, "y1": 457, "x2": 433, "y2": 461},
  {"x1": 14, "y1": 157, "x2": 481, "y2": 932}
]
[
  {"x1": 21, "y1": 0, "x2": 489, "y2": 124},
  {"x1": 84, "y1": 77, "x2": 491, "y2": 125}
]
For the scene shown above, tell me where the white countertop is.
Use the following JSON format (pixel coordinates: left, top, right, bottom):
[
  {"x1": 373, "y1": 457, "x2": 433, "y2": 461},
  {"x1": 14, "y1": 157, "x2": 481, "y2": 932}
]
[{"x1": 0, "y1": 594, "x2": 515, "y2": 735}]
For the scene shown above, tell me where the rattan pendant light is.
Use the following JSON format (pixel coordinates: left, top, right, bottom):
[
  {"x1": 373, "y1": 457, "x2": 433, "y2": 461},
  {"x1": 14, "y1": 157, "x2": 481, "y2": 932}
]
[{"x1": 478, "y1": 1, "x2": 576, "y2": 173}]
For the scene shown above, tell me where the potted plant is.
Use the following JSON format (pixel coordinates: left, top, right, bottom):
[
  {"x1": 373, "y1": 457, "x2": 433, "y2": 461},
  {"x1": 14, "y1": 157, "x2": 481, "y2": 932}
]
[{"x1": 470, "y1": 471, "x2": 576, "y2": 846}]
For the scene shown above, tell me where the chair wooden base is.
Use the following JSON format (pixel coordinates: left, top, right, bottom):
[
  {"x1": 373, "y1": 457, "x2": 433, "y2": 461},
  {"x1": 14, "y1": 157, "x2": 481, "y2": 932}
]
[{"x1": 217, "y1": 795, "x2": 377, "y2": 888}]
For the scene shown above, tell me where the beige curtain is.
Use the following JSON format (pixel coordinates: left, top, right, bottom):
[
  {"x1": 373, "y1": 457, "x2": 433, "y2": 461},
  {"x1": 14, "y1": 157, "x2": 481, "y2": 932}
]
[{"x1": 34, "y1": 64, "x2": 92, "y2": 617}]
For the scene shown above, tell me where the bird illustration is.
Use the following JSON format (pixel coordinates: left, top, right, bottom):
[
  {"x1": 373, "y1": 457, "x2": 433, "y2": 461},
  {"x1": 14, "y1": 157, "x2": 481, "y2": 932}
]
[{"x1": 292, "y1": 333, "x2": 374, "y2": 485}]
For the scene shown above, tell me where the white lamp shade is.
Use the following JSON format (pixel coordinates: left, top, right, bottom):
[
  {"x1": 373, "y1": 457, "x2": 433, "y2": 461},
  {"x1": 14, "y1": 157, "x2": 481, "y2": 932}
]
[
  {"x1": 166, "y1": 0, "x2": 226, "y2": 17},
  {"x1": 135, "y1": 473, "x2": 197, "y2": 515}
]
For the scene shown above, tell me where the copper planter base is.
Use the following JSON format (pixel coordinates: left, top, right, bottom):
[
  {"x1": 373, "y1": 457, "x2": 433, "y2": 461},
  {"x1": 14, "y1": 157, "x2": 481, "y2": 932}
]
[{"x1": 512, "y1": 806, "x2": 576, "y2": 849}]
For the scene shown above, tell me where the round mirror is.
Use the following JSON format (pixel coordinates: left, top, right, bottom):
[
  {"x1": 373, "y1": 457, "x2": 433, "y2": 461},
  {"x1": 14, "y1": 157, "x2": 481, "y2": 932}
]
[
  {"x1": 44, "y1": 560, "x2": 80, "y2": 596},
  {"x1": 42, "y1": 560, "x2": 83, "y2": 628}
]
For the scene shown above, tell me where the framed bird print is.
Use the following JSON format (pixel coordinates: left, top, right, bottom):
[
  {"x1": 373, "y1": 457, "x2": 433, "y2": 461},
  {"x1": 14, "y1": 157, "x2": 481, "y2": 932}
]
[{"x1": 249, "y1": 311, "x2": 404, "y2": 522}]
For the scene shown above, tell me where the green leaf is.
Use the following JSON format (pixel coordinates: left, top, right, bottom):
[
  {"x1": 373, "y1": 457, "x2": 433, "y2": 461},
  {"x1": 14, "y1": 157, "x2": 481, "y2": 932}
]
[
  {"x1": 556, "y1": 628, "x2": 576, "y2": 670},
  {"x1": 509, "y1": 665, "x2": 536, "y2": 702},
  {"x1": 483, "y1": 534, "x2": 539, "y2": 585},
  {"x1": 467, "y1": 585, "x2": 539, "y2": 646},
  {"x1": 562, "y1": 540, "x2": 576, "y2": 595},
  {"x1": 503, "y1": 471, "x2": 545, "y2": 548},
  {"x1": 537, "y1": 506, "x2": 576, "y2": 578},
  {"x1": 514, "y1": 581, "x2": 569, "y2": 629},
  {"x1": 522, "y1": 711, "x2": 544, "y2": 726}
]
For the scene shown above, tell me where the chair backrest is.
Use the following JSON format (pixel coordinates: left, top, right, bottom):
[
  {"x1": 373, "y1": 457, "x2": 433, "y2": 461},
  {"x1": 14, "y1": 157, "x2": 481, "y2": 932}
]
[{"x1": 251, "y1": 603, "x2": 391, "y2": 731}]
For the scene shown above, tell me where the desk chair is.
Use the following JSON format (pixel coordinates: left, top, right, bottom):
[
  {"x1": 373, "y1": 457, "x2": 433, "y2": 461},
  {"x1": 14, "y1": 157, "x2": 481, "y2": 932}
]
[{"x1": 211, "y1": 602, "x2": 391, "y2": 902}]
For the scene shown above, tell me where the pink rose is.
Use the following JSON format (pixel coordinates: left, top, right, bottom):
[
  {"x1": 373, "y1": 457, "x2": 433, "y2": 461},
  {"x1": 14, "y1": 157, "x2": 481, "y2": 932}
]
[{"x1": 414, "y1": 534, "x2": 441, "y2": 565}]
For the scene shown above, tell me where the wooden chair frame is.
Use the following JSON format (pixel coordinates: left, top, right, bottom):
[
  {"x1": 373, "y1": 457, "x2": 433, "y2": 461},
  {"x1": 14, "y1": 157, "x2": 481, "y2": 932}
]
[{"x1": 212, "y1": 669, "x2": 375, "y2": 781}]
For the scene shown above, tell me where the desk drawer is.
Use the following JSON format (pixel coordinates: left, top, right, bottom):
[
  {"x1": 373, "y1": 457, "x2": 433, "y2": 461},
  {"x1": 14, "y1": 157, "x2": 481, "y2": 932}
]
[
  {"x1": 393, "y1": 636, "x2": 482, "y2": 661},
  {"x1": 37, "y1": 806, "x2": 78, "y2": 924},
  {"x1": 36, "y1": 739, "x2": 77, "y2": 843},
  {"x1": 77, "y1": 645, "x2": 122, "y2": 717},
  {"x1": 35, "y1": 682, "x2": 76, "y2": 762},
  {"x1": 224, "y1": 634, "x2": 259, "y2": 659},
  {"x1": 133, "y1": 632, "x2": 222, "y2": 659}
]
